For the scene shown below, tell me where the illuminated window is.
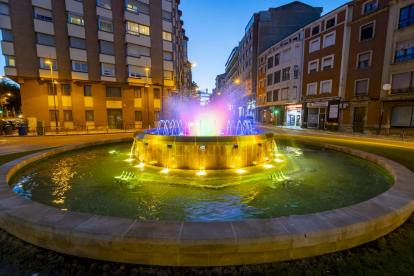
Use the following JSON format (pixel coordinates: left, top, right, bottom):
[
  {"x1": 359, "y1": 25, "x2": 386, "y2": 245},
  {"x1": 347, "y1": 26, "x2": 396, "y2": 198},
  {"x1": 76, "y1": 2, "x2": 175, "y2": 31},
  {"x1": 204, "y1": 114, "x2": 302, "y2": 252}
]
[
  {"x1": 99, "y1": 17, "x2": 113, "y2": 32},
  {"x1": 5, "y1": 56, "x2": 15, "y2": 67},
  {"x1": 163, "y1": 31, "x2": 172, "y2": 41},
  {"x1": 68, "y1": 13, "x2": 84, "y2": 26}
]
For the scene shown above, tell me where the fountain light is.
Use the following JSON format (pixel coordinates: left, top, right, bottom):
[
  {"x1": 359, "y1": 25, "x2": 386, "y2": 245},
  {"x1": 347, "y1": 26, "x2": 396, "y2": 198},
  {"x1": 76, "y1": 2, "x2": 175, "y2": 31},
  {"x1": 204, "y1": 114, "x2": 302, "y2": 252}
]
[
  {"x1": 274, "y1": 158, "x2": 284, "y2": 163},
  {"x1": 263, "y1": 164, "x2": 273, "y2": 169},
  {"x1": 196, "y1": 170, "x2": 206, "y2": 176},
  {"x1": 124, "y1": 159, "x2": 134, "y2": 162},
  {"x1": 236, "y1": 169, "x2": 246, "y2": 174},
  {"x1": 161, "y1": 168, "x2": 170, "y2": 174},
  {"x1": 276, "y1": 154, "x2": 283, "y2": 157},
  {"x1": 135, "y1": 163, "x2": 145, "y2": 168}
]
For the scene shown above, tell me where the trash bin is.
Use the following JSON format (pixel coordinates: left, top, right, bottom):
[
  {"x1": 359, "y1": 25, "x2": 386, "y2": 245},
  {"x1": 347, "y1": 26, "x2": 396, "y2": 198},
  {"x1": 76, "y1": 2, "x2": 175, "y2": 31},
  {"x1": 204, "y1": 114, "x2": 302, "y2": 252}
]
[
  {"x1": 4, "y1": 125, "x2": 13, "y2": 135},
  {"x1": 18, "y1": 123, "x2": 27, "y2": 136}
]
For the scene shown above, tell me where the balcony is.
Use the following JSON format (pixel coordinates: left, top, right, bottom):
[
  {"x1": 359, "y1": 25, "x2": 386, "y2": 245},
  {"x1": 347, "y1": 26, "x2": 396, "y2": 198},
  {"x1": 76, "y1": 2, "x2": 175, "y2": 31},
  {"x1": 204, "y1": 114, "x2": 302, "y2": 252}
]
[
  {"x1": 391, "y1": 87, "x2": 414, "y2": 94},
  {"x1": 395, "y1": 53, "x2": 414, "y2": 63}
]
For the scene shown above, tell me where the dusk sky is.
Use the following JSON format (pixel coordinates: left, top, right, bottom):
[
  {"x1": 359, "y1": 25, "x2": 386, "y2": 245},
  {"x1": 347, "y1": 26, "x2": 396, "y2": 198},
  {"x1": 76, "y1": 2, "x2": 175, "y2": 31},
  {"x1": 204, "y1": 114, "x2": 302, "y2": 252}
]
[
  {"x1": 0, "y1": 0, "x2": 349, "y2": 89},
  {"x1": 180, "y1": 0, "x2": 349, "y2": 93}
]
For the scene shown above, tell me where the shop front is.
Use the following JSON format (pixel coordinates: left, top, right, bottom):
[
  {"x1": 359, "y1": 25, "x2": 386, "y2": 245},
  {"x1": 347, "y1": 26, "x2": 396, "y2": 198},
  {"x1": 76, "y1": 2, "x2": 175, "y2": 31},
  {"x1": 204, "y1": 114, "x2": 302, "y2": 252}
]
[
  {"x1": 285, "y1": 104, "x2": 302, "y2": 127},
  {"x1": 304, "y1": 100, "x2": 340, "y2": 130}
]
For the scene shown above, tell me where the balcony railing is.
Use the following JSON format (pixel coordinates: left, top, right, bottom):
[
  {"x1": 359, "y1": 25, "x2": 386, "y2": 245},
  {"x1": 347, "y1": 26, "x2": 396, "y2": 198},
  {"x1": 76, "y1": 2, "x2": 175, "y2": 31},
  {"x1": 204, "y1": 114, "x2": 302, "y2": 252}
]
[
  {"x1": 391, "y1": 87, "x2": 414, "y2": 94},
  {"x1": 395, "y1": 53, "x2": 414, "y2": 63}
]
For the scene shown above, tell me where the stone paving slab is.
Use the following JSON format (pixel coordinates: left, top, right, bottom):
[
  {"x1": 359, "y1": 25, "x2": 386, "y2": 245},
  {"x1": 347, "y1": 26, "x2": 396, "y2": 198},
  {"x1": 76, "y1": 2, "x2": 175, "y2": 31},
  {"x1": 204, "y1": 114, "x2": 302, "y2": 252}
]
[{"x1": 0, "y1": 138, "x2": 413, "y2": 266}]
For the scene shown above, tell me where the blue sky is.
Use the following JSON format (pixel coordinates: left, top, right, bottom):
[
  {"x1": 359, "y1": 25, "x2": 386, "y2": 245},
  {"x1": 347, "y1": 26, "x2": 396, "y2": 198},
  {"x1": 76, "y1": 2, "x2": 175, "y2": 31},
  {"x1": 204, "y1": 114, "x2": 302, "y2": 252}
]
[
  {"x1": 180, "y1": 0, "x2": 349, "y2": 92},
  {"x1": 0, "y1": 0, "x2": 349, "y2": 88}
]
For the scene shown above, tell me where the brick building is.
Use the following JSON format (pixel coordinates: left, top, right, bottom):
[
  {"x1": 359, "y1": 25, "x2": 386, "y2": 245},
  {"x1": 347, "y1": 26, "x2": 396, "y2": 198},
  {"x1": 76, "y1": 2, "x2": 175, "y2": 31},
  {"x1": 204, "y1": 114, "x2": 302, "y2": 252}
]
[
  {"x1": 1, "y1": 0, "x2": 190, "y2": 130},
  {"x1": 301, "y1": 4, "x2": 348, "y2": 131}
]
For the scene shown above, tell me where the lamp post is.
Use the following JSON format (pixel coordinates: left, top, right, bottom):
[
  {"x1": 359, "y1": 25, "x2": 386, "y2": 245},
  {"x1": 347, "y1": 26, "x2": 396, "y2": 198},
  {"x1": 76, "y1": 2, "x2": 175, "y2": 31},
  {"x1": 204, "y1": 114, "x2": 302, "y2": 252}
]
[
  {"x1": 144, "y1": 67, "x2": 150, "y2": 127},
  {"x1": 45, "y1": 60, "x2": 58, "y2": 133},
  {"x1": 179, "y1": 62, "x2": 196, "y2": 90}
]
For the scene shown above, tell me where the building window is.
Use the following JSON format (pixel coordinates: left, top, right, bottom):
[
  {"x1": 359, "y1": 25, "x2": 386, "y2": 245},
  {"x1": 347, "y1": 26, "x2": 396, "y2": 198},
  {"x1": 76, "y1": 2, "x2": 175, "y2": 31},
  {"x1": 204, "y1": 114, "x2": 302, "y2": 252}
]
[
  {"x1": 70, "y1": 37, "x2": 86, "y2": 49},
  {"x1": 274, "y1": 71, "x2": 281, "y2": 84},
  {"x1": 0, "y1": 3, "x2": 9, "y2": 15},
  {"x1": 322, "y1": 56, "x2": 333, "y2": 70},
  {"x1": 134, "y1": 87, "x2": 142, "y2": 98},
  {"x1": 72, "y1": 61, "x2": 88, "y2": 72},
  {"x1": 355, "y1": 79, "x2": 369, "y2": 95},
  {"x1": 61, "y1": 84, "x2": 71, "y2": 96},
  {"x1": 49, "y1": 110, "x2": 59, "y2": 121},
  {"x1": 5, "y1": 56, "x2": 15, "y2": 67},
  {"x1": 363, "y1": 1, "x2": 377, "y2": 13},
  {"x1": 68, "y1": 13, "x2": 84, "y2": 26},
  {"x1": 395, "y1": 39, "x2": 414, "y2": 63},
  {"x1": 84, "y1": 85, "x2": 92, "y2": 96},
  {"x1": 267, "y1": 56, "x2": 273, "y2": 69},
  {"x1": 86, "y1": 110, "x2": 94, "y2": 121},
  {"x1": 34, "y1": 7, "x2": 52, "y2": 22},
  {"x1": 37, "y1": 33, "x2": 55, "y2": 47},
  {"x1": 97, "y1": 0, "x2": 112, "y2": 10},
  {"x1": 326, "y1": 17, "x2": 336, "y2": 29},
  {"x1": 281, "y1": 88, "x2": 289, "y2": 100},
  {"x1": 163, "y1": 11, "x2": 172, "y2": 22},
  {"x1": 323, "y1": 32, "x2": 335, "y2": 48},
  {"x1": 266, "y1": 91, "x2": 272, "y2": 102},
  {"x1": 106, "y1": 86, "x2": 121, "y2": 97},
  {"x1": 135, "y1": 111, "x2": 142, "y2": 121},
  {"x1": 40, "y1": 58, "x2": 57, "y2": 70},
  {"x1": 273, "y1": 90, "x2": 279, "y2": 102},
  {"x1": 126, "y1": 0, "x2": 139, "y2": 13},
  {"x1": 275, "y1": 54, "x2": 280, "y2": 66},
  {"x1": 267, "y1": 74, "x2": 273, "y2": 86},
  {"x1": 391, "y1": 72, "x2": 414, "y2": 94},
  {"x1": 47, "y1": 83, "x2": 57, "y2": 95},
  {"x1": 309, "y1": 60, "x2": 318, "y2": 74},
  {"x1": 320, "y1": 80, "x2": 332, "y2": 94},
  {"x1": 127, "y1": 22, "x2": 150, "y2": 36},
  {"x1": 154, "y1": 88, "x2": 160, "y2": 99},
  {"x1": 163, "y1": 51, "x2": 173, "y2": 61},
  {"x1": 357, "y1": 52, "x2": 371, "y2": 69},
  {"x1": 391, "y1": 106, "x2": 414, "y2": 127},
  {"x1": 129, "y1": 66, "x2": 147, "y2": 78},
  {"x1": 164, "y1": 71, "x2": 173, "y2": 80},
  {"x1": 102, "y1": 63, "x2": 115, "y2": 76},
  {"x1": 311, "y1": 25, "x2": 320, "y2": 36},
  {"x1": 138, "y1": 2, "x2": 149, "y2": 14},
  {"x1": 163, "y1": 31, "x2": 172, "y2": 41},
  {"x1": 282, "y1": 49, "x2": 291, "y2": 63},
  {"x1": 307, "y1": 83, "x2": 317, "y2": 95},
  {"x1": 127, "y1": 43, "x2": 140, "y2": 57},
  {"x1": 282, "y1": 68, "x2": 290, "y2": 81},
  {"x1": 100, "y1": 40, "x2": 115, "y2": 55},
  {"x1": 140, "y1": 46, "x2": 150, "y2": 57},
  {"x1": 360, "y1": 23, "x2": 374, "y2": 41},
  {"x1": 98, "y1": 17, "x2": 113, "y2": 32},
  {"x1": 2, "y1": 29, "x2": 12, "y2": 42},
  {"x1": 310, "y1": 38, "x2": 320, "y2": 53},
  {"x1": 154, "y1": 111, "x2": 160, "y2": 121},
  {"x1": 399, "y1": 4, "x2": 414, "y2": 29},
  {"x1": 63, "y1": 110, "x2": 73, "y2": 121}
]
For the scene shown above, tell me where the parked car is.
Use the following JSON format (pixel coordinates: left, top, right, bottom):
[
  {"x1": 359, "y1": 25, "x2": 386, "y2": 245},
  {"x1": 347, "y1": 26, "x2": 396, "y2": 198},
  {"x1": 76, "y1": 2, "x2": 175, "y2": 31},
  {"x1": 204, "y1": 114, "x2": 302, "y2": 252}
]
[{"x1": 239, "y1": 116, "x2": 255, "y2": 125}]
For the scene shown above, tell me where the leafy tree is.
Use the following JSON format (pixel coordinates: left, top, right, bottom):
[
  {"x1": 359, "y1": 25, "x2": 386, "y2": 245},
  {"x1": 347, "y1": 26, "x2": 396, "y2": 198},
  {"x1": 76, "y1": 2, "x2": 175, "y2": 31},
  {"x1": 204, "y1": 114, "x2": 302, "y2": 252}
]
[{"x1": 0, "y1": 79, "x2": 20, "y2": 112}]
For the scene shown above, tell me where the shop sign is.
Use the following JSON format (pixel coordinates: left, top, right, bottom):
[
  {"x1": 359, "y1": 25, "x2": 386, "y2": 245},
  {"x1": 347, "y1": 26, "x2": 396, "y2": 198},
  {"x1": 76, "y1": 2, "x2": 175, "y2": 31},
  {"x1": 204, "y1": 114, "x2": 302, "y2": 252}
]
[
  {"x1": 286, "y1": 104, "x2": 303, "y2": 110},
  {"x1": 307, "y1": 101, "x2": 328, "y2": 108}
]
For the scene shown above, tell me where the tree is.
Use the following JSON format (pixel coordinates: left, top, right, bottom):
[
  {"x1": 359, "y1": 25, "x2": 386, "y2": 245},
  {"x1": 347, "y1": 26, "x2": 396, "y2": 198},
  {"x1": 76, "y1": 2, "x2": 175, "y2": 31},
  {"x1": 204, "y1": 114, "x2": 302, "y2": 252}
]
[{"x1": 0, "y1": 79, "x2": 20, "y2": 112}]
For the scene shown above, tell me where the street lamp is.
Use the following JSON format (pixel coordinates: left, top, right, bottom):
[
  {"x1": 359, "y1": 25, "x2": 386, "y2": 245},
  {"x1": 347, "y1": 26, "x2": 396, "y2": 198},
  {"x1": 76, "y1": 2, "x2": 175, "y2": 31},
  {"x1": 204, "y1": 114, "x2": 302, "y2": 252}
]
[
  {"x1": 144, "y1": 67, "x2": 150, "y2": 88},
  {"x1": 179, "y1": 62, "x2": 196, "y2": 90},
  {"x1": 0, "y1": 93, "x2": 12, "y2": 118},
  {"x1": 235, "y1": 79, "x2": 240, "y2": 85},
  {"x1": 45, "y1": 60, "x2": 58, "y2": 133}
]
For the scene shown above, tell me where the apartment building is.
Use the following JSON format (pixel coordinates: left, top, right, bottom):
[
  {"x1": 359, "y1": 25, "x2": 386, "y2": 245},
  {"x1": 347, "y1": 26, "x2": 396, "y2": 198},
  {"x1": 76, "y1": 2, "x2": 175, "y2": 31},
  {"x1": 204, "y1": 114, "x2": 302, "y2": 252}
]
[
  {"x1": 380, "y1": 0, "x2": 414, "y2": 132},
  {"x1": 238, "y1": 1, "x2": 322, "y2": 120},
  {"x1": 301, "y1": 4, "x2": 348, "y2": 131},
  {"x1": 1, "y1": 0, "x2": 189, "y2": 130},
  {"x1": 341, "y1": 0, "x2": 391, "y2": 133},
  {"x1": 257, "y1": 30, "x2": 304, "y2": 127},
  {"x1": 224, "y1": 46, "x2": 238, "y2": 86}
]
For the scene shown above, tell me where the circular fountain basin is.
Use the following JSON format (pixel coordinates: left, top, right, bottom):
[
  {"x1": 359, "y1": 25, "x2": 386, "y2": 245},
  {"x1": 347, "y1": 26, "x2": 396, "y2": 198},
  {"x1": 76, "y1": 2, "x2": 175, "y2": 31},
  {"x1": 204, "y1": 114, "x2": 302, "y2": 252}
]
[
  {"x1": 0, "y1": 137, "x2": 413, "y2": 266},
  {"x1": 135, "y1": 130, "x2": 275, "y2": 170}
]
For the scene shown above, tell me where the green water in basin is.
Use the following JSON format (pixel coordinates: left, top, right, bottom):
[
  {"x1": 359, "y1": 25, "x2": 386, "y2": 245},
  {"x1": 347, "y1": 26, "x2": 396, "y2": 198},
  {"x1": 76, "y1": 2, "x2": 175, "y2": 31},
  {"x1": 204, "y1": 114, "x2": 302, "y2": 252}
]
[{"x1": 9, "y1": 140, "x2": 393, "y2": 221}]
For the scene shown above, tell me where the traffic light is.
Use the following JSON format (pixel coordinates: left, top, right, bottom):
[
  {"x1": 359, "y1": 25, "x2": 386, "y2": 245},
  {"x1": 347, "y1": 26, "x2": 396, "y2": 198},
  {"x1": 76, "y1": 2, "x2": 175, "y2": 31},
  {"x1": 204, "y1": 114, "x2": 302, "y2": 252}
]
[
  {"x1": 274, "y1": 110, "x2": 279, "y2": 114},
  {"x1": 0, "y1": 110, "x2": 3, "y2": 114}
]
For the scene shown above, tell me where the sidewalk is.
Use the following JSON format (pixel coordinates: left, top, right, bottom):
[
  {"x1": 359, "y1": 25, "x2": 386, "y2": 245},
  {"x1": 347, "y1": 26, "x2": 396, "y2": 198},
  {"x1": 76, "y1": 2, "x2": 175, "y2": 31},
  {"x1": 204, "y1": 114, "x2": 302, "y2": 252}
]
[
  {"x1": 257, "y1": 123, "x2": 414, "y2": 142},
  {"x1": 0, "y1": 133, "x2": 134, "y2": 156}
]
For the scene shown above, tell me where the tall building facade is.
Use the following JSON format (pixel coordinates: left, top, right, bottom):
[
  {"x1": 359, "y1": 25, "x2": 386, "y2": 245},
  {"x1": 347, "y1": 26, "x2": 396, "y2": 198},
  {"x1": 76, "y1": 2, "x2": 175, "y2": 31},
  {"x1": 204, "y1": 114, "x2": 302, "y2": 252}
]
[
  {"x1": 1, "y1": 0, "x2": 189, "y2": 130},
  {"x1": 224, "y1": 46, "x2": 238, "y2": 86},
  {"x1": 257, "y1": 29, "x2": 305, "y2": 127},
  {"x1": 238, "y1": 1, "x2": 322, "y2": 120},
  {"x1": 301, "y1": 4, "x2": 348, "y2": 131}
]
